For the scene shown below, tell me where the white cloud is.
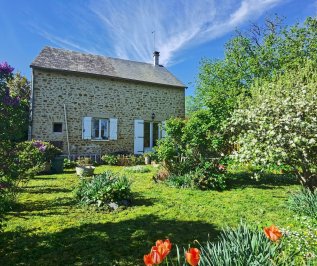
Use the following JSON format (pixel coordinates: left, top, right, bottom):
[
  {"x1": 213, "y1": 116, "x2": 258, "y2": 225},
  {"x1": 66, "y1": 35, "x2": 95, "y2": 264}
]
[{"x1": 32, "y1": 0, "x2": 284, "y2": 66}]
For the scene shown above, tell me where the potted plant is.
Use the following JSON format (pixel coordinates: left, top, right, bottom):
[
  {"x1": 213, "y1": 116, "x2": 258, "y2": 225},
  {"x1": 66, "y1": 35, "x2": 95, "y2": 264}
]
[{"x1": 75, "y1": 157, "x2": 95, "y2": 177}]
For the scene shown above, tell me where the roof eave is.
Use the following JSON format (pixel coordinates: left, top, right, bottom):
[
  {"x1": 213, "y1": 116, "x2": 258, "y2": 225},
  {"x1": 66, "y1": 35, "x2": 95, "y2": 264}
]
[{"x1": 30, "y1": 65, "x2": 187, "y2": 89}]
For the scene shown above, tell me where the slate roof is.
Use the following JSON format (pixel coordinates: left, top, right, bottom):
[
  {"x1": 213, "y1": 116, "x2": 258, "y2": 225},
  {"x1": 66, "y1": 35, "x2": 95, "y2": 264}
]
[{"x1": 31, "y1": 46, "x2": 186, "y2": 88}]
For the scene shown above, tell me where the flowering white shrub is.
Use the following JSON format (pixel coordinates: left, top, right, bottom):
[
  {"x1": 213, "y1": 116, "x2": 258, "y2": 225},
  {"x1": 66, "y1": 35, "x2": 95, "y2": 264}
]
[{"x1": 229, "y1": 60, "x2": 317, "y2": 190}]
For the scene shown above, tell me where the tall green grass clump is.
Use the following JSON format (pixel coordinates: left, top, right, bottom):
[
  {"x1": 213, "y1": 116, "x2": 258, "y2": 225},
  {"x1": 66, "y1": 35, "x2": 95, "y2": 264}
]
[{"x1": 288, "y1": 188, "x2": 317, "y2": 219}]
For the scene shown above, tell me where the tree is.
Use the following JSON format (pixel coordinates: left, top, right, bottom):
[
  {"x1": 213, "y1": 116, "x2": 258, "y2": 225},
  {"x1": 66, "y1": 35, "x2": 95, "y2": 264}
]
[
  {"x1": 0, "y1": 63, "x2": 30, "y2": 142},
  {"x1": 229, "y1": 60, "x2": 317, "y2": 191},
  {"x1": 185, "y1": 96, "x2": 199, "y2": 117},
  {"x1": 196, "y1": 16, "x2": 317, "y2": 121},
  {"x1": 0, "y1": 62, "x2": 34, "y2": 228}
]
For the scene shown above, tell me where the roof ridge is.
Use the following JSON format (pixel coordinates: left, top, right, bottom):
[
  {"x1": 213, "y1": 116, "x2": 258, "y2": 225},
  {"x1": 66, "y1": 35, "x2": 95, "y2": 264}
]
[{"x1": 44, "y1": 46, "x2": 161, "y2": 68}]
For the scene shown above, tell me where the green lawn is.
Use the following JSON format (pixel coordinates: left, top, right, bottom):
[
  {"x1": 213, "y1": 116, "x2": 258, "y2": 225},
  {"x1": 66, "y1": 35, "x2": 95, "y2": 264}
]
[{"x1": 0, "y1": 166, "x2": 301, "y2": 265}]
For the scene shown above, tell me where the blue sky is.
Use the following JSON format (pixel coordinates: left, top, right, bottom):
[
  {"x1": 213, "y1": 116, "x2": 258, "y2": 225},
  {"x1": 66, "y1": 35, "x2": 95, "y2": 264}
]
[{"x1": 1, "y1": 0, "x2": 316, "y2": 95}]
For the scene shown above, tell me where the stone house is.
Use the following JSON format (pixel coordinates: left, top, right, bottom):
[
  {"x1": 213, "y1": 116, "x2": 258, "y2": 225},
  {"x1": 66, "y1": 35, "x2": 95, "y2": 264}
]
[{"x1": 29, "y1": 47, "x2": 185, "y2": 157}]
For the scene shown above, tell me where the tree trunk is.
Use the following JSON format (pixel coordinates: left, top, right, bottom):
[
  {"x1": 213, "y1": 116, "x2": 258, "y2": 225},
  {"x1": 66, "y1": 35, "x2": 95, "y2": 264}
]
[{"x1": 297, "y1": 172, "x2": 317, "y2": 192}]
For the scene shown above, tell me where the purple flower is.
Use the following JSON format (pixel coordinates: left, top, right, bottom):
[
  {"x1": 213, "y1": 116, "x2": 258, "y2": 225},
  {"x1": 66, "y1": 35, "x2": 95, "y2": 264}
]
[
  {"x1": 33, "y1": 140, "x2": 47, "y2": 153},
  {"x1": 39, "y1": 145, "x2": 47, "y2": 153},
  {"x1": 0, "y1": 62, "x2": 14, "y2": 75}
]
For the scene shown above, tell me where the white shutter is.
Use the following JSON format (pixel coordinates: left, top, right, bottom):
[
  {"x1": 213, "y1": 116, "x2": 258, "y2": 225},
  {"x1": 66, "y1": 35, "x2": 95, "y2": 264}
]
[
  {"x1": 109, "y1": 118, "x2": 118, "y2": 140},
  {"x1": 82, "y1": 117, "x2": 92, "y2": 140},
  {"x1": 161, "y1": 121, "x2": 166, "y2": 138},
  {"x1": 134, "y1": 120, "x2": 144, "y2": 154}
]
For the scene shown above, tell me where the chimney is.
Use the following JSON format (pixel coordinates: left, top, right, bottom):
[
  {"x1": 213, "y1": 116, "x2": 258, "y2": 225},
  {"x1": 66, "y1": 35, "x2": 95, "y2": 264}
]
[{"x1": 153, "y1": 51, "x2": 160, "y2": 66}]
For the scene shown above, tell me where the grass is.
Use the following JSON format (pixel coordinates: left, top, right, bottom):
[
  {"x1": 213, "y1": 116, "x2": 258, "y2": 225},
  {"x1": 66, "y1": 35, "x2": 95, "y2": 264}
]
[{"x1": 0, "y1": 165, "x2": 301, "y2": 265}]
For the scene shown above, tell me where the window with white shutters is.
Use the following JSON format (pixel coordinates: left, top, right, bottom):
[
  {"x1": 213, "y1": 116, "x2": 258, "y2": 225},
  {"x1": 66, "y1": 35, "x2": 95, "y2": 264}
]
[{"x1": 82, "y1": 117, "x2": 117, "y2": 140}]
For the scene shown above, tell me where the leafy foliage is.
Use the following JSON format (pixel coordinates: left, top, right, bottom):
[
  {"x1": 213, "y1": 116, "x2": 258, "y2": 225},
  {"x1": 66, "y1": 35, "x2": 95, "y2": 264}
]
[
  {"x1": 191, "y1": 161, "x2": 227, "y2": 190},
  {"x1": 288, "y1": 188, "x2": 317, "y2": 220},
  {"x1": 196, "y1": 16, "x2": 317, "y2": 119},
  {"x1": 0, "y1": 141, "x2": 58, "y2": 194},
  {"x1": 101, "y1": 154, "x2": 145, "y2": 166},
  {"x1": 165, "y1": 161, "x2": 226, "y2": 190},
  {"x1": 156, "y1": 116, "x2": 228, "y2": 190},
  {"x1": 229, "y1": 60, "x2": 317, "y2": 190},
  {"x1": 198, "y1": 222, "x2": 295, "y2": 266},
  {"x1": 101, "y1": 154, "x2": 118, "y2": 165},
  {"x1": 76, "y1": 171, "x2": 132, "y2": 208},
  {"x1": 165, "y1": 174, "x2": 193, "y2": 189},
  {"x1": 63, "y1": 158, "x2": 77, "y2": 169}
]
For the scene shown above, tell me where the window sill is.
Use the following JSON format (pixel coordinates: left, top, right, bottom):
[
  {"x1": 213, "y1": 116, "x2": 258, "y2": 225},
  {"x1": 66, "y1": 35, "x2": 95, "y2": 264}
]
[{"x1": 91, "y1": 139, "x2": 110, "y2": 142}]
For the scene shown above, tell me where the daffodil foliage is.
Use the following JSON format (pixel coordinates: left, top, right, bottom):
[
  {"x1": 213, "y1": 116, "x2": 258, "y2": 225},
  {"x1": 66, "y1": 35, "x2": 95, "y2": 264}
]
[{"x1": 229, "y1": 61, "x2": 317, "y2": 191}]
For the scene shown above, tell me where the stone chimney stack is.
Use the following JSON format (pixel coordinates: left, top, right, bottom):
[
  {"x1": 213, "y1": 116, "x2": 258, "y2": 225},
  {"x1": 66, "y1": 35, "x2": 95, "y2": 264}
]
[{"x1": 153, "y1": 51, "x2": 160, "y2": 66}]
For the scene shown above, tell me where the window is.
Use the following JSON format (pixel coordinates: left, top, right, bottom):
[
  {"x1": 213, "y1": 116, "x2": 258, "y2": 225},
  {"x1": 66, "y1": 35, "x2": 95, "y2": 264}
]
[
  {"x1": 53, "y1": 122, "x2": 63, "y2": 133},
  {"x1": 82, "y1": 117, "x2": 117, "y2": 140},
  {"x1": 91, "y1": 118, "x2": 109, "y2": 140},
  {"x1": 144, "y1": 122, "x2": 161, "y2": 150}
]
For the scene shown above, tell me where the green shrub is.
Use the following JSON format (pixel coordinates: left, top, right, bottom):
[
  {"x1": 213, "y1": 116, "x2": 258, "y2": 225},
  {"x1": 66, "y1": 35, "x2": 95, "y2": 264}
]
[
  {"x1": 77, "y1": 157, "x2": 92, "y2": 166},
  {"x1": 198, "y1": 222, "x2": 295, "y2": 265},
  {"x1": 0, "y1": 188, "x2": 14, "y2": 231},
  {"x1": 75, "y1": 171, "x2": 132, "y2": 208},
  {"x1": 101, "y1": 154, "x2": 118, "y2": 165},
  {"x1": 165, "y1": 174, "x2": 193, "y2": 188},
  {"x1": 288, "y1": 188, "x2": 317, "y2": 219},
  {"x1": 165, "y1": 164, "x2": 226, "y2": 191},
  {"x1": 129, "y1": 155, "x2": 144, "y2": 165},
  {"x1": 192, "y1": 161, "x2": 227, "y2": 190},
  {"x1": 63, "y1": 159, "x2": 77, "y2": 169},
  {"x1": 117, "y1": 154, "x2": 144, "y2": 166},
  {"x1": 124, "y1": 166, "x2": 150, "y2": 173}
]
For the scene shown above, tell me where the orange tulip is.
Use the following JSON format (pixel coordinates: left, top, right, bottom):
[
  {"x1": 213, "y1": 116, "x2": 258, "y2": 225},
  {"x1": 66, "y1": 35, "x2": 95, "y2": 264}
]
[
  {"x1": 150, "y1": 246, "x2": 163, "y2": 264},
  {"x1": 186, "y1": 248, "x2": 200, "y2": 266},
  {"x1": 263, "y1": 225, "x2": 282, "y2": 242},
  {"x1": 156, "y1": 239, "x2": 172, "y2": 259},
  {"x1": 144, "y1": 253, "x2": 154, "y2": 266}
]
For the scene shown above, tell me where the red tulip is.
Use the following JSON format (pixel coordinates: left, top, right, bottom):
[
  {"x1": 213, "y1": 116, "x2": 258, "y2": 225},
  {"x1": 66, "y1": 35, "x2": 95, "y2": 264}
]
[
  {"x1": 264, "y1": 225, "x2": 282, "y2": 242},
  {"x1": 186, "y1": 248, "x2": 200, "y2": 266}
]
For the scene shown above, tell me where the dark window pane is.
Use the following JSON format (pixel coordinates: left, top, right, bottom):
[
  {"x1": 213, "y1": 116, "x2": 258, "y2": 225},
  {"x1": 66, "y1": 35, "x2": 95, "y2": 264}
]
[
  {"x1": 153, "y1": 123, "x2": 159, "y2": 146},
  {"x1": 53, "y1": 123, "x2": 62, "y2": 133},
  {"x1": 144, "y1": 122, "x2": 150, "y2": 148}
]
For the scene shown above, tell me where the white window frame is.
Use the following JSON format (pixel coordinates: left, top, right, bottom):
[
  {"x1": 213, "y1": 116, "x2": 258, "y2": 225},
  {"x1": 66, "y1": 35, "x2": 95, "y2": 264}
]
[
  {"x1": 144, "y1": 121, "x2": 162, "y2": 152},
  {"x1": 91, "y1": 118, "x2": 109, "y2": 140},
  {"x1": 83, "y1": 117, "x2": 118, "y2": 141}
]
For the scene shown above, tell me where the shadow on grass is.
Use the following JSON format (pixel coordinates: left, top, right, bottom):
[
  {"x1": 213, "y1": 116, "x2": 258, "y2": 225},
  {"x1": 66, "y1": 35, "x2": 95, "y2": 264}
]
[
  {"x1": 226, "y1": 172, "x2": 299, "y2": 190},
  {"x1": 32, "y1": 177, "x2": 58, "y2": 180},
  {"x1": 0, "y1": 214, "x2": 219, "y2": 265},
  {"x1": 13, "y1": 196, "x2": 76, "y2": 214},
  {"x1": 25, "y1": 187, "x2": 73, "y2": 194},
  {"x1": 131, "y1": 192, "x2": 157, "y2": 207}
]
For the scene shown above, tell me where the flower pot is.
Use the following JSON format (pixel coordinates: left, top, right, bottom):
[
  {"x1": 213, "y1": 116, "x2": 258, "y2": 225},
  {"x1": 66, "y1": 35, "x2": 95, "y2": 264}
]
[
  {"x1": 76, "y1": 166, "x2": 95, "y2": 177},
  {"x1": 144, "y1": 156, "x2": 151, "y2": 165},
  {"x1": 51, "y1": 157, "x2": 64, "y2": 174}
]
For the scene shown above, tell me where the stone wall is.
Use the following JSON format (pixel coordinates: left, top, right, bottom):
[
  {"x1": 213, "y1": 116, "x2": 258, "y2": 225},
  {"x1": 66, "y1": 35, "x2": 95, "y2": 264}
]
[{"x1": 31, "y1": 68, "x2": 185, "y2": 155}]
